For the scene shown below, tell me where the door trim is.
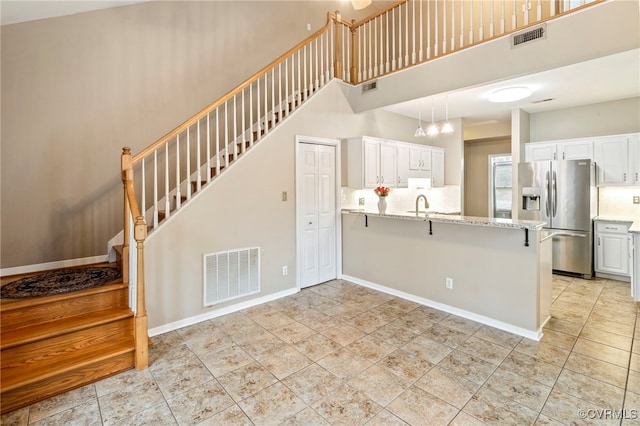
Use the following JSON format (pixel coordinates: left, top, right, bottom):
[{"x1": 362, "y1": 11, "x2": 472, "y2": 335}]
[{"x1": 295, "y1": 135, "x2": 342, "y2": 290}]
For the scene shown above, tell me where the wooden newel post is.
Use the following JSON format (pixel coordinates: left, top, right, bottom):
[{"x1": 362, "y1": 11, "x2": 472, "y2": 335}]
[
  {"x1": 350, "y1": 19, "x2": 357, "y2": 84},
  {"x1": 121, "y1": 148, "x2": 132, "y2": 285},
  {"x1": 334, "y1": 11, "x2": 343, "y2": 80},
  {"x1": 134, "y1": 215, "x2": 149, "y2": 370}
]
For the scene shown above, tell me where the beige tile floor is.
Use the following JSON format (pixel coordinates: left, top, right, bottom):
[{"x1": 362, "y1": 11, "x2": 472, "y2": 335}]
[{"x1": 3, "y1": 275, "x2": 639, "y2": 425}]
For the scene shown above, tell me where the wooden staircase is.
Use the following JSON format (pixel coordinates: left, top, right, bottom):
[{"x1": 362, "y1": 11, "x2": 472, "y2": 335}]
[{"x1": 0, "y1": 265, "x2": 135, "y2": 414}]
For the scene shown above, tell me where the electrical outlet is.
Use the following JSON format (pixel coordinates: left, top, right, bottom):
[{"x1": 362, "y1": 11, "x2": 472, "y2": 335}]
[
  {"x1": 282, "y1": 266, "x2": 288, "y2": 276},
  {"x1": 634, "y1": 196, "x2": 640, "y2": 205},
  {"x1": 446, "y1": 277, "x2": 453, "y2": 289},
  {"x1": 359, "y1": 197, "x2": 365, "y2": 206},
  {"x1": 282, "y1": 191, "x2": 287, "y2": 201}
]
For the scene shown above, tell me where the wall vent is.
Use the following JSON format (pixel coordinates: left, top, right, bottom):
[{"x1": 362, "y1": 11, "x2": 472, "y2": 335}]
[
  {"x1": 203, "y1": 247, "x2": 260, "y2": 306},
  {"x1": 362, "y1": 80, "x2": 378, "y2": 93},
  {"x1": 512, "y1": 24, "x2": 546, "y2": 48}
]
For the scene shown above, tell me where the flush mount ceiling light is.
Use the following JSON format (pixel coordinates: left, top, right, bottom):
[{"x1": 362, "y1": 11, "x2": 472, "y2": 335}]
[
  {"x1": 351, "y1": 0, "x2": 372, "y2": 10},
  {"x1": 488, "y1": 86, "x2": 532, "y2": 103}
]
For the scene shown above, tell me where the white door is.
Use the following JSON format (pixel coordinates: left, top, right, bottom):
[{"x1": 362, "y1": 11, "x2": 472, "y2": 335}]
[{"x1": 298, "y1": 142, "x2": 337, "y2": 288}]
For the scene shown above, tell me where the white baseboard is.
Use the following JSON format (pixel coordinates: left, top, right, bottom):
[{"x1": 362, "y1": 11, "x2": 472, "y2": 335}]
[
  {"x1": 1, "y1": 255, "x2": 110, "y2": 277},
  {"x1": 341, "y1": 274, "x2": 543, "y2": 341},
  {"x1": 148, "y1": 287, "x2": 300, "y2": 337}
]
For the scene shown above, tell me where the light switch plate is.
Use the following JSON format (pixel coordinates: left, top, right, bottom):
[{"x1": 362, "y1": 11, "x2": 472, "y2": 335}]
[
  {"x1": 359, "y1": 197, "x2": 365, "y2": 206},
  {"x1": 633, "y1": 195, "x2": 639, "y2": 205}
]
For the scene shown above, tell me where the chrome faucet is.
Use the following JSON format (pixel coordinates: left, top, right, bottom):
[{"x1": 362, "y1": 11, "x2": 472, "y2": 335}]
[{"x1": 415, "y1": 194, "x2": 429, "y2": 213}]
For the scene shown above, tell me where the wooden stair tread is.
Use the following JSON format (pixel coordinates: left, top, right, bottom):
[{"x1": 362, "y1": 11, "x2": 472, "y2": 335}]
[
  {"x1": 1, "y1": 352, "x2": 134, "y2": 414},
  {"x1": 1, "y1": 323, "x2": 134, "y2": 391},
  {"x1": 0, "y1": 280, "x2": 127, "y2": 312},
  {"x1": 1, "y1": 307, "x2": 133, "y2": 350}
]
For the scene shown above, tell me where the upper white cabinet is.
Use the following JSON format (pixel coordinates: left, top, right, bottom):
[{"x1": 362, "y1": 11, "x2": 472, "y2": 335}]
[
  {"x1": 409, "y1": 146, "x2": 431, "y2": 171},
  {"x1": 347, "y1": 136, "x2": 445, "y2": 189},
  {"x1": 524, "y1": 140, "x2": 593, "y2": 161},
  {"x1": 430, "y1": 148, "x2": 445, "y2": 188},
  {"x1": 348, "y1": 136, "x2": 398, "y2": 189},
  {"x1": 594, "y1": 133, "x2": 640, "y2": 186}
]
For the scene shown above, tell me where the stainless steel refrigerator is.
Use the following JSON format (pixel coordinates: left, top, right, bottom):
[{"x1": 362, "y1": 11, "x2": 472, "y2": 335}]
[{"x1": 518, "y1": 159, "x2": 598, "y2": 279}]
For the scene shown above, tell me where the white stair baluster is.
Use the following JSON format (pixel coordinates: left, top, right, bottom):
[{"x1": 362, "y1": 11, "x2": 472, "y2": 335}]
[
  {"x1": 206, "y1": 113, "x2": 211, "y2": 183},
  {"x1": 256, "y1": 78, "x2": 261, "y2": 140},
  {"x1": 374, "y1": 18, "x2": 378, "y2": 76},
  {"x1": 263, "y1": 74, "x2": 268, "y2": 134},
  {"x1": 141, "y1": 157, "x2": 146, "y2": 221},
  {"x1": 358, "y1": 28, "x2": 362, "y2": 82},
  {"x1": 385, "y1": 11, "x2": 390, "y2": 72},
  {"x1": 196, "y1": 119, "x2": 201, "y2": 192},
  {"x1": 165, "y1": 143, "x2": 170, "y2": 219},
  {"x1": 404, "y1": 2, "x2": 409, "y2": 67},
  {"x1": 500, "y1": 0, "x2": 506, "y2": 34},
  {"x1": 512, "y1": 0, "x2": 517, "y2": 30},
  {"x1": 271, "y1": 68, "x2": 275, "y2": 127},
  {"x1": 489, "y1": 0, "x2": 495, "y2": 38},
  {"x1": 186, "y1": 129, "x2": 190, "y2": 200},
  {"x1": 153, "y1": 149, "x2": 158, "y2": 228},
  {"x1": 419, "y1": 0, "x2": 423, "y2": 62},
  {"x1": 479, "y1": 0, "x2": 484, "y2": 41},
  {"x1": 241, "y1": 88, "x2": 245, "y2": 153},
  {"x1": 234, "y1": 95, "x2": 238, "y2": 160},
  {"x1": 460, "y1": 0, "x2": 465, "y2": 49},
  {"x1": 175, "y1": 134, "x2": 181, "y2": 210},
  {"x1": 434, "y1": 0, "x2": 439, "y2": 56},
  {"x1": 451, "y1": 0, "x2": 456, "y2": 50},
  {"x1": 215, "y1": 108, "x2": 220, "y2": 175},
  {"x1": 224, "y1": 101, "x2": 229, "y2": 166},
  {"x1": 249, "y1": 84, "x2": 254, "y2": 146},
  {"x1": 284, "y1": 57, "x2": 289, "y2": 118},
  {"x1": 443, "y1": 0, "x2": 447, "y2": 54},
  {"x1": 303, "y1": 45, "x2": 307, "y2": 100},
  {"x1": 469, "y1": 0, "x2": 474, "y2": 45},
  {"x1": 392, "y1": 7, "x2": 396, "y2": 70},
  {"x1": 427, "y1": 0, "x2": 432, "y2": 59},
  {"x1": 411, "y1": 0, "x2": 416, "y2": 64}
]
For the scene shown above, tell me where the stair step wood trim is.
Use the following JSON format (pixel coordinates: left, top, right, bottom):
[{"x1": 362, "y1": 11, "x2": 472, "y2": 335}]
[
  {"x1": 1, "y1": 307, "x2": 133, "y2": 350},
  {"x1": 1, "y1": 282, "x2": 128, "y2": 331},
  {"x1": 1, "y1": 351, "x2": 134, "y2": 414},
  {"x1": 1, "y1": 319, "x2": 134, "y2": 392}
]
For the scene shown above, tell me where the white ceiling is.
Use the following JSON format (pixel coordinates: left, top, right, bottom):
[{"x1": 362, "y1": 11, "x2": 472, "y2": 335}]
[{"x1": 383, "y1": 48, "x2": 640, "y2": 128}]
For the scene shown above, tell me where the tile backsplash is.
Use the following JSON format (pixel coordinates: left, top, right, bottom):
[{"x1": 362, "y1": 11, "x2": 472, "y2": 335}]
[
  {"x1": 341, "y1": 179, "x2": 461, "y2": 213},
  {"x1": 598, "y1": 187, "x2": 640, "y2": 218}
]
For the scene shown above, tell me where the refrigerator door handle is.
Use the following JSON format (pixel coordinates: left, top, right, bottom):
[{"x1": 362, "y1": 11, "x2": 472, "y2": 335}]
[
  {"x1": 545, "y1": 171, "x2": 551, "y2": 217},
  {"x1": 552, "y1": 171, "x2": 558, "y2": 217}
]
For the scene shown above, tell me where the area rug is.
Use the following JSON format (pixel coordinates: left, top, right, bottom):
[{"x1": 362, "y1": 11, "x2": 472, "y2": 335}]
[{"x1": 1, "y1": 266, "x2": 122, "y2": 299}]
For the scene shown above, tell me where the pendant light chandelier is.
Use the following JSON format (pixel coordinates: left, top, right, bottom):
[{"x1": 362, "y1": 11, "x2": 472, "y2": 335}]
[
  {"x1": 414, "y1": 102, "x2": 426, "y2": 137},
  {"x1": 441, "y1": 96, "x2": 453, "y2": 133},
  {"x1": 427, "y1": 98, "x2": 439, "y2": 136}
]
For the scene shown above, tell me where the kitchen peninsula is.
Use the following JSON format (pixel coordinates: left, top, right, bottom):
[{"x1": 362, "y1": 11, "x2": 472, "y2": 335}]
[{"x1": 341, "y1": 210, "x2": 551, "y2": 340}]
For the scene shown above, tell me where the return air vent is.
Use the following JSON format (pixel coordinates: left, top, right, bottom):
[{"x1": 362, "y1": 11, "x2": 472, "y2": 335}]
[
  {"x1": 511, "y1": 24, "x2": 546, "y2": 48},
  {"x1": 362, "y1": 80, "x2": 378, "y2": 93},
  {"x1": 203, "y1": 247, "x2": 260, "y2": 306}
]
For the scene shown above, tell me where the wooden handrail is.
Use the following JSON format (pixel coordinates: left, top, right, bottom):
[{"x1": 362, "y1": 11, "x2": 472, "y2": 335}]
[
  {"x1": 132, "y1": 11, "x2": 344, "y2": 164},
  {"x1": 351, "y1": 0, "x2": 405, "y2": 27}
]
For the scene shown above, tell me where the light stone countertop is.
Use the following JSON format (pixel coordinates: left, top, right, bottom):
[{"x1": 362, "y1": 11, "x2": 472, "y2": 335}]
[
  {"x1": 342, "y1": 209, "x2": 547, "y2": 230},
  {"x1": 595, "y1": 215, "x2": 640, "y2": 234}
]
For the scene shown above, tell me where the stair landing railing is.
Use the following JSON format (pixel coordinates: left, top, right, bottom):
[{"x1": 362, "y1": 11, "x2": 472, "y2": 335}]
[{"x1": 120, "y1": 0, "x2": 602, "y2": 370}]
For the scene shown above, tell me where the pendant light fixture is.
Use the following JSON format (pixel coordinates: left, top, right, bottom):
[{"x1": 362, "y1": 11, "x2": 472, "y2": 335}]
[
  {"x1": 414, "y1": 102, "x2": 426, "y2": 137},
  {"x1": 351, "y1": 0, "x2": 372, "y2": 10},
  {"x1": 441, "y1": 96, "x2": 453, "y2": 133},
  {"x1": 427, "y1": 98, "x2": 439, "y2": 136}
]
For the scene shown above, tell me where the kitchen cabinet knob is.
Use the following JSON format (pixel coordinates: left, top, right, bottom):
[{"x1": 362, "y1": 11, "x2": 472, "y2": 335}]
[
  {"x1": 308, "y1": 222, "x2": 312, "y2": 225},
  {"x1": 623, "y1": 173, "x2": 627, "y2": 181}
]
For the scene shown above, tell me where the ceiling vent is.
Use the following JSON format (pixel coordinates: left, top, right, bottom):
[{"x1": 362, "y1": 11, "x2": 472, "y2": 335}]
[
  {"x1": 512, "y1": 24, "x2": 546, "y2": 48},
  {"x1": 362, "y1": 80, "x2": 378, "y2": 93}
]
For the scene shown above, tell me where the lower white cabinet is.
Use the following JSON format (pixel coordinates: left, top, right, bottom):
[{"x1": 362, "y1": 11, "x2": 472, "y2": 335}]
[
  {"x1": 430, "y1": 148, "x2": 445, "y2": 188},
  {"x1": 595, "y1": 221, "x2": 631, "y2": 278}
]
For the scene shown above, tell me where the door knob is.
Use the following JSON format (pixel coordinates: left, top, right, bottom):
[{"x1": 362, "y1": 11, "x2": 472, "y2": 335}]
[{"x1": 308, "y1": 222, "x2": 312, "y2": 225}]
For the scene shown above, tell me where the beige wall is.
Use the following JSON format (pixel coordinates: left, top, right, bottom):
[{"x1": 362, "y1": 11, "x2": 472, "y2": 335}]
[
  {"x1": 464, "y1": 137, "x2": 511, "y2": 217},
  {"x1": 341, "y1": 213, "x2": 551, "y2": 335},
  {"x1": 0, "y1": 0, "x2": 379, "y2": 268},
  {"x1": 145, "y1": 80, "x2": 419, "y2": 330}
]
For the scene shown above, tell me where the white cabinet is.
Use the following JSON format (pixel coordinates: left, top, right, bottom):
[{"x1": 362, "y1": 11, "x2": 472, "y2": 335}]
[
  {"x1": 348, "y1": 136, "x2": 397, "y2": 189},
  {"x1": 348, "y1": 137, "x2": 445, "y2": 189},
  {"x1": 409, "y1": 146, "x2": 431, "y2": 171},
  {"x1": 431, "y1": 148, "x2": 445, "y2": 188},
  {"x1": 594, "y1": 134, "x2": 639, "y2": 186},
  {"x1": 524, "y1": 140, "x2": 593, "y2": 161},
  {"x1": 629, "y1": 134, "x2": 640, "y2": 185},
  {"x1": 595, "y1": 221, "x2": 631, "y2": 278},
  {"x1": 525, "y1": 143, "x2": 557, "y2": 161},
  {"x1": 396, "y1": 144, "x2": 410, "y2": 188}
]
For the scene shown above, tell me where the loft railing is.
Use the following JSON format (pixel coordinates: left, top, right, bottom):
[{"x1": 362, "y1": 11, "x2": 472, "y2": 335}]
[{"x1": 119, "y1": 0, "x2": 602, "y2": 369}]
